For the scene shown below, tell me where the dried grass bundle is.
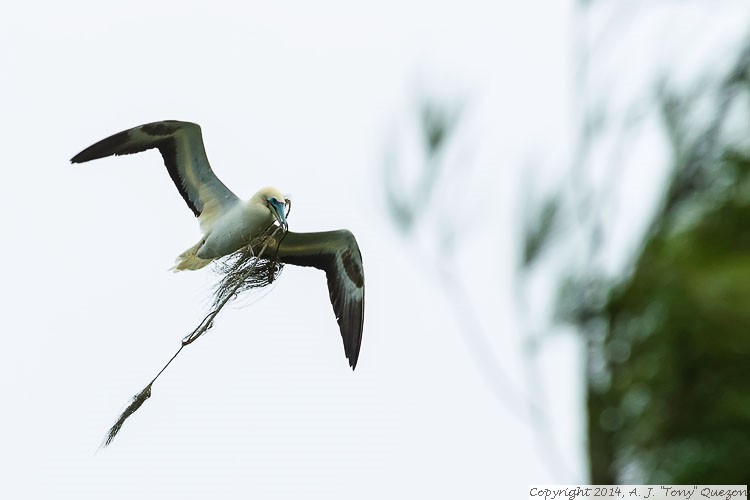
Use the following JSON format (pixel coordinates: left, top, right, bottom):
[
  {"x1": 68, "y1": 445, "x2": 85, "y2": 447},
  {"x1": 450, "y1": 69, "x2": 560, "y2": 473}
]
[{"x1": 101, "y1": 226, "x2": 285, "y2": 448}]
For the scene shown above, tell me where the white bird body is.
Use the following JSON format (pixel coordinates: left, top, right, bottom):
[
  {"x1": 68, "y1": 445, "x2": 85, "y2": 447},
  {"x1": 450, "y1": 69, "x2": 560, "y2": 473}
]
[
  {"x1": 71, "y1": 120, "x2": 364, "y2": 369},
  {"x1": 177, "y1": 188, "x2": 284, "y2": 270}
]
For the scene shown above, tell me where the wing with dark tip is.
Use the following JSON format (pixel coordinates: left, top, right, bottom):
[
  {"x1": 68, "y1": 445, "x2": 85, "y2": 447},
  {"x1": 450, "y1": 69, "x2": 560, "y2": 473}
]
[
  {"x1": 70, "y1": 120, "x2": 239, "y2": 231},
  {"x1": 274, "y1": 230, "x2": 365, "y2": 369}
]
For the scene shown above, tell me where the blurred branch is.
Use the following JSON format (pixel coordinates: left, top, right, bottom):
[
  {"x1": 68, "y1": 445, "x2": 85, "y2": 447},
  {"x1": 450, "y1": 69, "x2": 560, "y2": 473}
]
[
  {"x1": 384, "y1": 99, "x2": 462, "y2": 233},
  {"x1": 521, "y1": 196, "x2": 560, "y2": 268},
  {"x1": 383, "y1": 95, "x2": 573, "y2": 481}
]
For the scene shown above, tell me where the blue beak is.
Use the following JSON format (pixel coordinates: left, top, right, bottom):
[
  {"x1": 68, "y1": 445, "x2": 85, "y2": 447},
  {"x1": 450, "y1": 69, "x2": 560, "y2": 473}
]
[{"x1": 270, "y1": 199, "x2": 288, "y2": 231}]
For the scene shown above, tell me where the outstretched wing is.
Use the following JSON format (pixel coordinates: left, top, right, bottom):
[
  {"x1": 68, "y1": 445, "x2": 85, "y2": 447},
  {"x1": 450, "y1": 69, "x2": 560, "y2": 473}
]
[
  {"x1": 275, "y1": 230, "x2": 365, "y2": 369},
  {"x1": 70, "y1": 120, "x2": 239, "y2": 231}
]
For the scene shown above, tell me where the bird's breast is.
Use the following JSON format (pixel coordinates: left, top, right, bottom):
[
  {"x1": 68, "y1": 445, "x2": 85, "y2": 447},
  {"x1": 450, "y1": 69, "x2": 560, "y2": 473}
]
[{"x1": 197, "y1": 203, "x2": 273, "y2": 259}]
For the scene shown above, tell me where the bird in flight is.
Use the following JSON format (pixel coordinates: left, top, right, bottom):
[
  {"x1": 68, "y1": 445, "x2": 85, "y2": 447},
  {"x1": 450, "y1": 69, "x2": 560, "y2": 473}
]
[{"x1": 71, "y1": 120, "x2": 364, "y2": 369}]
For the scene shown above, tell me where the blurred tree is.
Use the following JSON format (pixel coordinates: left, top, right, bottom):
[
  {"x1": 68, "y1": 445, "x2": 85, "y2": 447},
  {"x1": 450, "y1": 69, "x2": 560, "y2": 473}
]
[
  {"x1": 559, "y1": 42, "x2": 750, "y2": 482},
  {"x1": 383, "y1": 4, "x2": 749, "y2": 484}
]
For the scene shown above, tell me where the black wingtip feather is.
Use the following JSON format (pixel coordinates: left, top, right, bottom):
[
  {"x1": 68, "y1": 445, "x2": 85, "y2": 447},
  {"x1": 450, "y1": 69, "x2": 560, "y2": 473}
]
[
  {"x1": 70, "y1": 126, "x2": 171, "y2": 165},
  {"x1": 346, "y1": 289, "x2": 364, "y2": 370},
  {"x1": 71, "y1": 130, "x2": 136, "y2": 164},
  {"x1": 69, "y1": 122, "x2": 202, "y2": 218}
]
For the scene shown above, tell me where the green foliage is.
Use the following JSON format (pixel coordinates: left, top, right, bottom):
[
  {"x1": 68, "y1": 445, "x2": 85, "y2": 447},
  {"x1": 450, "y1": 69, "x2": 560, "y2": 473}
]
[
  {"x1": 539, "y1": 36, "x2": 750, "y2": 482},
  {"x1": 587, "y1": 149, "x2": 750, "y2": 483},
  {"x1": 558, "y1": 150, "x2": 750, "y2": 483}
]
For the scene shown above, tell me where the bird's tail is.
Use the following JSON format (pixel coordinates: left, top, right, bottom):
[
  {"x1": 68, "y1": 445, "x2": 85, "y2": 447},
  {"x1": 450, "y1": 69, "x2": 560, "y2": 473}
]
[{"x1": 171, "y1": 239, "x2": 214, "y2": 272}]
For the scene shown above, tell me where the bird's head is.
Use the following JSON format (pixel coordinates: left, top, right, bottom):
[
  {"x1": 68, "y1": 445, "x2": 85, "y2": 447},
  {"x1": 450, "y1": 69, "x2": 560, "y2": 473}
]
[{"x1": 255, "y1": 186, "x2": 290, "y2": 231}]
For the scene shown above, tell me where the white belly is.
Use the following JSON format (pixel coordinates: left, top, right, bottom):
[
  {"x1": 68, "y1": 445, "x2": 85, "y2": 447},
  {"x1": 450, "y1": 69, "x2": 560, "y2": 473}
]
[{"x1": 196, "y1": 202, "x2": 273, "y2": 259}]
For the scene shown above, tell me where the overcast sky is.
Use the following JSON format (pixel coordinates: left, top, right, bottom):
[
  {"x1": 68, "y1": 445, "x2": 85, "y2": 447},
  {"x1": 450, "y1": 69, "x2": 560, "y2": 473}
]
[{"x1": 1, "y1": 1, "x2": 747, "y2": 498}]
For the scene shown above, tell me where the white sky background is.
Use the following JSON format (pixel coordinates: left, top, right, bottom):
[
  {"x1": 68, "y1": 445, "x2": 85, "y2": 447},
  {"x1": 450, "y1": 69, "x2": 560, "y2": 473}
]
[
  {"x1": 1, "y1": 0, "x2": 747, "y2": 497},
  {"x1": 0, "y1": 2, "x2": 579, "y2": 497}
]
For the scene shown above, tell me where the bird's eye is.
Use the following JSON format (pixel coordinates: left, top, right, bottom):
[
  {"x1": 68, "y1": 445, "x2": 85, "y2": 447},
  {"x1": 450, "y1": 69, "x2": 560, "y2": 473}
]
[{"x1": 269, "y1": 197, "x2": 277, "y2": 204}]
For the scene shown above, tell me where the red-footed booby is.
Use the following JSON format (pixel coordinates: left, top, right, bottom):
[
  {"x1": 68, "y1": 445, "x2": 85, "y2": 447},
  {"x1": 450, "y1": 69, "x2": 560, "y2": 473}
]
[{"x1": 71, "y1": 120, "x2": 364, "y2": 369}]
